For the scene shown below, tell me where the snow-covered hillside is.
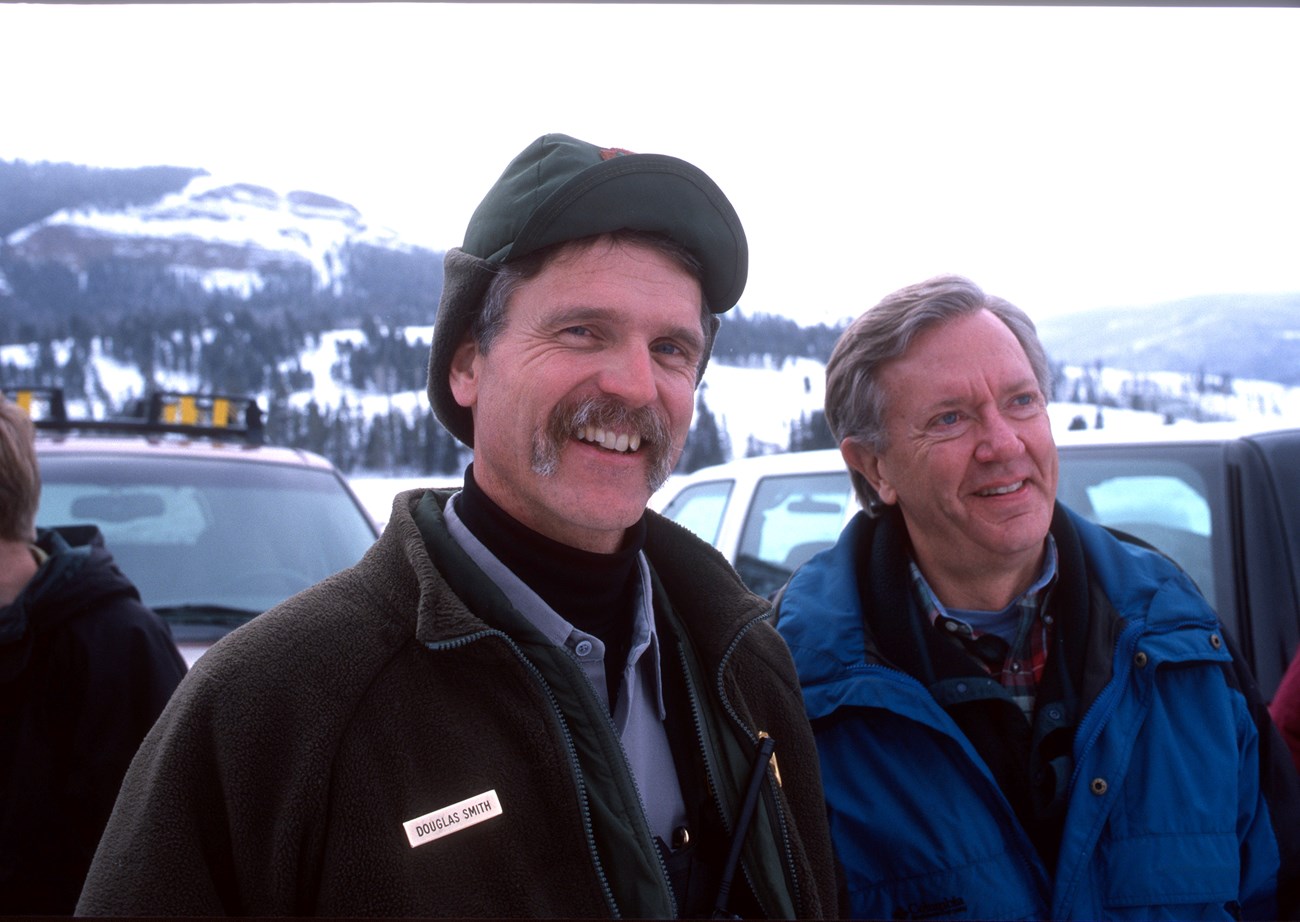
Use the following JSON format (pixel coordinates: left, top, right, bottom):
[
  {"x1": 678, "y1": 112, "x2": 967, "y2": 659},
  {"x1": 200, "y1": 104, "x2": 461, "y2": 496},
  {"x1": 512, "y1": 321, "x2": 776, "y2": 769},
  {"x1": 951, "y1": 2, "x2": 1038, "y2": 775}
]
[{"x1": 5, "y1": 174, "x2": 418, "y2": 297}]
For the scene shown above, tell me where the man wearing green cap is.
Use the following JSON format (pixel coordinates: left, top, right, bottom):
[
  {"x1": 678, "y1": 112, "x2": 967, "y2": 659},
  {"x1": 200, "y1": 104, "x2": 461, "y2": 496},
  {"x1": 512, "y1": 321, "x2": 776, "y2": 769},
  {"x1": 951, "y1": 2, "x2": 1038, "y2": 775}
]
[{"x1": 78, "y1": 134, "x2": 837, "y2": 919}]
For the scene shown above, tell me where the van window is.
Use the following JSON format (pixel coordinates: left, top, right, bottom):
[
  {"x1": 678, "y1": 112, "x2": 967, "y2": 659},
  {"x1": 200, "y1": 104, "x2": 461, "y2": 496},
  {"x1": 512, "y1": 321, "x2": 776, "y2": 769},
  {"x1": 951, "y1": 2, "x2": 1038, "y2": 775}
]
[
  {"x1": 736, "y1": 472, "x2": 853, "y2": 597},
  {"x1": 1057, "y1": 458, "x2": 1215, "y2": 601},
  {"x1": 657, "y1": 479, "x2": 733, "y2": 546}
]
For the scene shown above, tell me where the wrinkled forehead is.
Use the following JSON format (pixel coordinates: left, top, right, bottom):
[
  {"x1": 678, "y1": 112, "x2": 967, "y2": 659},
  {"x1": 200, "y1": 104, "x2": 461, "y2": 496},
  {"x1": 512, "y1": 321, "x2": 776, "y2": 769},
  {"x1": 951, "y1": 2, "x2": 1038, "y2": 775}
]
[{"x1": 884, "y1": 313, "x2": 1037, "y2": 403}]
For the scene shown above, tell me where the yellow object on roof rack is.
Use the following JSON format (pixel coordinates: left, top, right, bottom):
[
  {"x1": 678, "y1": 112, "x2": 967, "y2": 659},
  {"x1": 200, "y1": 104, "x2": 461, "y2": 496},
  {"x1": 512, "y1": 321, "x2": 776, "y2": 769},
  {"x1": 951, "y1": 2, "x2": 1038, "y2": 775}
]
[{"x1": 2, "y1": 386, "x2": 265, "y2": 444}]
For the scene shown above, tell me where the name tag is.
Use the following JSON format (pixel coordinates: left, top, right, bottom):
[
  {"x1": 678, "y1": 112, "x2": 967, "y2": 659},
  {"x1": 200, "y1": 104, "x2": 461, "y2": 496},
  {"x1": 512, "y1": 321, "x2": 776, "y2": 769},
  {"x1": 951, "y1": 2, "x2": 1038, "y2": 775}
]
[{"x1": 402, "y1": 789, "x2": 503, "y2": 848}]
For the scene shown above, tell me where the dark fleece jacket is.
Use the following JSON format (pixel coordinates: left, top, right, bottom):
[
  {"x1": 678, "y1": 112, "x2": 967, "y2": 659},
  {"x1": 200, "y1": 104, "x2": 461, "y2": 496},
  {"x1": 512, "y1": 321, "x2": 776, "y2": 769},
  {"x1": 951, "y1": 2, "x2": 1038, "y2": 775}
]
[
  {"x1": 1, "y1": 525, "x2": 186, "y2": 915},
  {"x1": 77, "y1": 489, "x2": 836, "y2": 918}
]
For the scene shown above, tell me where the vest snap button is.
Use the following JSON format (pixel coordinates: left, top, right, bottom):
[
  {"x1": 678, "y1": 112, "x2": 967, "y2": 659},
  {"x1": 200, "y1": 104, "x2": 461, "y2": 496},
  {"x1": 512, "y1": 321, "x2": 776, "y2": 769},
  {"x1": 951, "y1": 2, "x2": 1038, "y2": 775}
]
[
  {"x1": 1091, "y1": 778, "x2": 1108, "y2": 796},
  {"x1": 1210, "y1": 634, "x2": 1222, "y2": 649},
  {"x1": 1134, "y1": 651, "x2": 1148, "y2": 668}
]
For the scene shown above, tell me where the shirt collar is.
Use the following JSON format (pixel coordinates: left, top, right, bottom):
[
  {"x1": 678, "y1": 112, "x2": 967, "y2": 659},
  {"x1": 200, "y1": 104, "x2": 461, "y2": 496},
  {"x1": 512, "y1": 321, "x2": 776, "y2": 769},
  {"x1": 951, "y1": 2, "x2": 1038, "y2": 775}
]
[
  {"x1": 911, "y1": 534, "x2": 1059, "y2": 639},
  {"x1": 443, "y1": 494, "x2": 666, "y2": 719}
]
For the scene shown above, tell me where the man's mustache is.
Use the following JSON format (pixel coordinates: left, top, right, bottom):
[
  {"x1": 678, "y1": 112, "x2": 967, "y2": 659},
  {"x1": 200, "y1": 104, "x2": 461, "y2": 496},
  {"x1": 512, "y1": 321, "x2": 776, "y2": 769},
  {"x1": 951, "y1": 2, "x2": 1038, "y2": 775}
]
[{"x1": 533, "y1": 395, "x2": 678, "y2": 492}]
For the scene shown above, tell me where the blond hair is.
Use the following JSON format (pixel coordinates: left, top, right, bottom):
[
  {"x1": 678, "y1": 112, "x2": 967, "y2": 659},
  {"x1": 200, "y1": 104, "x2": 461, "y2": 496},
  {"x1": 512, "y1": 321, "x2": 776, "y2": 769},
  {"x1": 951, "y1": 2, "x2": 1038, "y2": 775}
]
[{"x1": 0, "y1": 395, "x2": 41, "y2": 542}]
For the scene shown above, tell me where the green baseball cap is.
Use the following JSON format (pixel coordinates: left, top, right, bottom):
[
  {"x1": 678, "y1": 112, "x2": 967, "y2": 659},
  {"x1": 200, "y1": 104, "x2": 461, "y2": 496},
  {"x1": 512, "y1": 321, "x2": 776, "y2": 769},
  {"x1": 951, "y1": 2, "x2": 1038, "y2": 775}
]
[{"x1": 428, "y1": 133, "x2": 748, "y2": 447}]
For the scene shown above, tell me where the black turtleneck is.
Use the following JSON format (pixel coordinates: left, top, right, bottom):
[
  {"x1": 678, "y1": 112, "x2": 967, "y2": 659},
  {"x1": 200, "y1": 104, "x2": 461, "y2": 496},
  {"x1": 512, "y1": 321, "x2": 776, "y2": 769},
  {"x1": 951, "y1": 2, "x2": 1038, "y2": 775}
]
[{"x1": 454, "y1": 464, "x2": 645, "y2": 708}]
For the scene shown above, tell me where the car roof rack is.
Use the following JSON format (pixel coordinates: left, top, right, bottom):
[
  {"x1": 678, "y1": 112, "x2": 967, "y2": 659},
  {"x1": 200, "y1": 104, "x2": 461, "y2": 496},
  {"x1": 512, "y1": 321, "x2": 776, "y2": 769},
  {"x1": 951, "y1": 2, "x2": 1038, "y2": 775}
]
[{"x1": 4, "y1": 386, "x2": 265, "y2": 445}]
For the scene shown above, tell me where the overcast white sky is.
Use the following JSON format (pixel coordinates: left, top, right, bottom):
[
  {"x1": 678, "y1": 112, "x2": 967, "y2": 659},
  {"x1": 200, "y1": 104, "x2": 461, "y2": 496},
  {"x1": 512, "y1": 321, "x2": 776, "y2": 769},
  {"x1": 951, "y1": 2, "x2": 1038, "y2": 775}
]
[{"x1": 2, "y1": 3, "x2": 1297, "y2": 326}]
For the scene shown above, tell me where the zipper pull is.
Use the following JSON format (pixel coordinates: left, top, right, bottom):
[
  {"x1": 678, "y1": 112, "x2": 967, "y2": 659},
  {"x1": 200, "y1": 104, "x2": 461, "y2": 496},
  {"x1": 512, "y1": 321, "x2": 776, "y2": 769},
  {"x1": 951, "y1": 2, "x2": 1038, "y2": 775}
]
[
  {"x1": 713, "y1": 734, "x2": 778, "y2": 919},
  {"x1": 758, "y1": 730, "x2": 782, "y2": 787}
]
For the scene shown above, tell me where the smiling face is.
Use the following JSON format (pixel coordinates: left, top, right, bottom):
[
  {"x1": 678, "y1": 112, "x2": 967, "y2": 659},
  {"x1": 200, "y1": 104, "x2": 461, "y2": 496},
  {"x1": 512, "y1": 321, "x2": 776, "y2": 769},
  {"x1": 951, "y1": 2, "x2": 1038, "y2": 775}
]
[
  {"x1": 841, "y1": 308, "x2": 1059, "y2": 607},
  {"x1": 449, "y1": 236, "x2": 705, "y2": 553}
]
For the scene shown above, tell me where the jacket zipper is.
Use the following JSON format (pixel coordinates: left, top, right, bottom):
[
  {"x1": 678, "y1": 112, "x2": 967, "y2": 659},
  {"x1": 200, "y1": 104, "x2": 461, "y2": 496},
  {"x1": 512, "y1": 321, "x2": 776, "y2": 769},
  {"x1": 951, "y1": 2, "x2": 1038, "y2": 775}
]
[
  {"x1": 1050, "y1": 623, "x2": 1139, "y2": 914},
  {"x1": 845, "y1": 658, "x2": 1053, "y2": 902},
  {"x1": 424, "y1": 629, "x2": 622, "y2": 918},
  {"x1": 705, "y1": 611, "x2": 807, "y2": 917},
  {"x1": 559, "y1": 639, "x2": 678, "y2": 916}
]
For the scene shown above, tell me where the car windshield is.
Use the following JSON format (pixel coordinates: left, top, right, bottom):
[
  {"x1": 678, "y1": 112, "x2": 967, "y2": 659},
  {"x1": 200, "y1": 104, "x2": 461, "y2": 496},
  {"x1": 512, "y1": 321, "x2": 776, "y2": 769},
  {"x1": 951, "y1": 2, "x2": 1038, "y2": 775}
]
[{"x1": 36, "y1": 454, "x2": 377, "y2": 625}]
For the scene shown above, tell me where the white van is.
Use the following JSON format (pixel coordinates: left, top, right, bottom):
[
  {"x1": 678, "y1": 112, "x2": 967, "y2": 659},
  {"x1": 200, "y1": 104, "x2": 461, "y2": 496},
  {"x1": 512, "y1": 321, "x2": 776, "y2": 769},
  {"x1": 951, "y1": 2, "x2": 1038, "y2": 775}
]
[{"x1": 652, "y1": 423, "x2": 1300, "y2": 700}]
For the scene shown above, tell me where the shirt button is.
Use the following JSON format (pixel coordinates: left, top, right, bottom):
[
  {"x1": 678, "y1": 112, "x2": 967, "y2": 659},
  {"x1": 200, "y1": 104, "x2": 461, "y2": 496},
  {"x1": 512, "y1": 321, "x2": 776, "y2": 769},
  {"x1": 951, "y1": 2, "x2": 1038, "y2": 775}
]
[
  {"x1": 945, "y1": 621, "x2": 960, "y2": 632},
  {"x1": 1010, "y1": 662, "x2": 1022, "y2": 673},
  {"x1": 575, "y1": 640, "x2": 593, "y2": 657}
]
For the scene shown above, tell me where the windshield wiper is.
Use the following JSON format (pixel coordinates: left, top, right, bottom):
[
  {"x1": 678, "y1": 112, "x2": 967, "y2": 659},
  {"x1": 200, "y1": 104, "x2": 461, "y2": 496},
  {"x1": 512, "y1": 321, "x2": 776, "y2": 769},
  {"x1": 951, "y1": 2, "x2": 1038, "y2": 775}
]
[{"x1": 153, "y1": 604, "x2": 261, "y2": 625}]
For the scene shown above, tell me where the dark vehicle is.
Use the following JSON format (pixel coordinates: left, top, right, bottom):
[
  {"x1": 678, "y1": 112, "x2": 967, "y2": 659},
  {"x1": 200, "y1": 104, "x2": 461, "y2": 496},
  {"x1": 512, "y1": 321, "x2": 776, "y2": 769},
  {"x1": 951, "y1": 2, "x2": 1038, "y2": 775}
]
[
  {"x1": 11, "y1": 387, "x2": 380, "y2": 666},
  {"x1": 652, "y1": 423, "x2": 1300, "y2": 699}
]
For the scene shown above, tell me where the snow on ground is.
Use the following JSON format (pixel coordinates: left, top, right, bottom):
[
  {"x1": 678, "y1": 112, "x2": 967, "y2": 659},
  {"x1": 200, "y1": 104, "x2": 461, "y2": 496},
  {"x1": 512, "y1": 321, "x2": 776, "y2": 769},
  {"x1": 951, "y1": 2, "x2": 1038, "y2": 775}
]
[
  {"x1": 349, "y1": 473, "x2": 462, "y2": 527},
  {"x1": 695, "y1": 357, "x2": 827, "y2": 453},
  {"x1": 285, "y1": 329, "x2": 432, "y2": 419}
]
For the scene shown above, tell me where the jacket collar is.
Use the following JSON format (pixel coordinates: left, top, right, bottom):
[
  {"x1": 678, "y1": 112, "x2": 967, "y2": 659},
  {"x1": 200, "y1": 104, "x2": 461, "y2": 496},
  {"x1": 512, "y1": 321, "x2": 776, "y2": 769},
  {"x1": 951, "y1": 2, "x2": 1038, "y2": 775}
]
[
  {"x1": 779, "y1": 500, "x2": 1222, "y2": 724},
  {"x1": 392, "y1": 487, "x2": 768, "y2": 663}
]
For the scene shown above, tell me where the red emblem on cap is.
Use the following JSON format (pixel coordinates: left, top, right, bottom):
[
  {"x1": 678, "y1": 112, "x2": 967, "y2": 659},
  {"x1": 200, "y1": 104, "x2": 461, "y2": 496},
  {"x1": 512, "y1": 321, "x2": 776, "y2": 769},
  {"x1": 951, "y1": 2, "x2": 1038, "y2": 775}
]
[{"x1": 599, "y1": 147, "x2": 636, "y2": 160}]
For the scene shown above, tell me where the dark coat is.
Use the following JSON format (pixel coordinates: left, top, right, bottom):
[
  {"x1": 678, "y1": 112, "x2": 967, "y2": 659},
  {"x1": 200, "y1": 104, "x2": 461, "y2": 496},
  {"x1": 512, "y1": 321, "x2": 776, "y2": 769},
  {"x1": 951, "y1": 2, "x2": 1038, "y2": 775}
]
[
  {"x1": 77, "y1": 489, "x2": 836, "y2": 918},
  {"x1": 0, "y1": 525, "x2": 186, "y2": 915}
]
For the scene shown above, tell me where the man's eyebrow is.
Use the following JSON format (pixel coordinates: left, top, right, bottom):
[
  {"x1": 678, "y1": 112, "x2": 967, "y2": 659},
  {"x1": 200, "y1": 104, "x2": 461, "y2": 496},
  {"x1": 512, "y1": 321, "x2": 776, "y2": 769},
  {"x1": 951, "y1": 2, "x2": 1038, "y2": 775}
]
[
  {"x1": 1003, "y1": 377, "x2": 1042, "y2": 397},
  {"x1": 549, "y1": 305, "x2": 614, "y2": 326},
  {"x1": 915, "y1": 377, "x2": 1041, "y2": 416},
  {"x1": 916, "y1": 395, "x2": 965, "y2": 417},
  {"x1": 662, "y1": 322, "x2": 707, "y2": 352},
  {"x1": 550, "y1": 306, "x2": 705, "y2": 351}
]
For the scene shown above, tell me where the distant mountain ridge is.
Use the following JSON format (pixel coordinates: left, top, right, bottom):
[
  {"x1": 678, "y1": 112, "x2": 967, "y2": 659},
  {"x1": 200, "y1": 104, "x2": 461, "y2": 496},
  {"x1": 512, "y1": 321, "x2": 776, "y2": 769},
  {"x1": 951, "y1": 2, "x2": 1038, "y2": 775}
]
[
  {"x1": 0, "y1": 159, "x2": 443, "y2": 335},
  {"x1": 1037, "y1": 293, "x2": 1300, "y2": 386},
  {"x1": 8, "y1": 174, "x2": 422, "y2": 296},
  {"x1": 0, "y1": 160, "x2": 206, "y2": 237}
]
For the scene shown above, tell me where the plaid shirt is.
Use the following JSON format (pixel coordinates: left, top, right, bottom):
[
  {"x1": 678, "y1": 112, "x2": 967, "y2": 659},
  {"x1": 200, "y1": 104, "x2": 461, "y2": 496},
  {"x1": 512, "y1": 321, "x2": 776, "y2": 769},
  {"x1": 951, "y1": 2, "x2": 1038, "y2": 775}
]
[{"x1": 909, "y1": 537, "x2": 1059, "y2": 722}]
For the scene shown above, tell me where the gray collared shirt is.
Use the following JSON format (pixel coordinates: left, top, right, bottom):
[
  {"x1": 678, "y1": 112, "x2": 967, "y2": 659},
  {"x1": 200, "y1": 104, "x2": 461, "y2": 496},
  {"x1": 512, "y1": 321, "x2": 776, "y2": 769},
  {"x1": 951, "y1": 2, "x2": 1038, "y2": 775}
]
[{"x1": 444, "y1": 495, "x2": 688, "y2": 844}]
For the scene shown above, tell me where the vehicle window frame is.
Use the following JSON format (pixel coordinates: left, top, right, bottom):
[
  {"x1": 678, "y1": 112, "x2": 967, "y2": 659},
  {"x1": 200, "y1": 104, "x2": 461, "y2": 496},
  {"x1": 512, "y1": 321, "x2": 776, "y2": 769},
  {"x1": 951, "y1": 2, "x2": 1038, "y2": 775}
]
[
  {"x1": 655, "y1": 477, "x2": 735, "y2": 547},
  {"x1": 1057, "y1": 442, "x2": 1233, "y2": 634}
]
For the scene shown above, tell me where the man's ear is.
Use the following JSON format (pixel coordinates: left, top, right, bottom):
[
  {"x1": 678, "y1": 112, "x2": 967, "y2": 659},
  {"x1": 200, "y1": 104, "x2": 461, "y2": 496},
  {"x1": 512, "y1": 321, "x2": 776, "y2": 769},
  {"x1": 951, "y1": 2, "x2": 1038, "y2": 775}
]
[
  {"x1": 448, "y1": 337, "x2": 480, "y2": 410},
  {"x1": 840, "y1": 438, "x2": 897, "y2": 506}
]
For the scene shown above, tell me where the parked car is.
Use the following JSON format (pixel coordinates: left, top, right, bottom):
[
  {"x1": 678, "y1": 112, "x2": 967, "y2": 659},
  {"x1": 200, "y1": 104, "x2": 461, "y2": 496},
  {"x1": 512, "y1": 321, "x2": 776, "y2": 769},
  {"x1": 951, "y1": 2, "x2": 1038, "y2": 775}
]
[
  {"x1": 652, "y1": 423, "x2": 1300, "y2": 700},
  {"x1": 11, "y1": 387, "x2": 380, "y2": 667}
]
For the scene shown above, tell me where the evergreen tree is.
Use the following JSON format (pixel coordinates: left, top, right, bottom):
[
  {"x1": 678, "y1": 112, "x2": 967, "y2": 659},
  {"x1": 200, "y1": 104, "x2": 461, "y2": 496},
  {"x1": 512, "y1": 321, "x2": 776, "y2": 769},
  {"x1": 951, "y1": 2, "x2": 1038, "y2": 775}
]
[
  {"x1": 677, "y1": 391, "x2": 729, "y2": 473},
  {"x1": 788, "y1": 410, "x2": 836, "y2": 452}
]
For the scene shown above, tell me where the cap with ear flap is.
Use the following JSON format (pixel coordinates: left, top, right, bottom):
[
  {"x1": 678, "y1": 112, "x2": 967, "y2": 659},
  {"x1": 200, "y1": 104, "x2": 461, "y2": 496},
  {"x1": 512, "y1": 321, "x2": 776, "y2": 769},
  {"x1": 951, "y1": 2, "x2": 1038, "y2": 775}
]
[{"x1": 427, "y1": 133, "x2": 747, "y2": 447}]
